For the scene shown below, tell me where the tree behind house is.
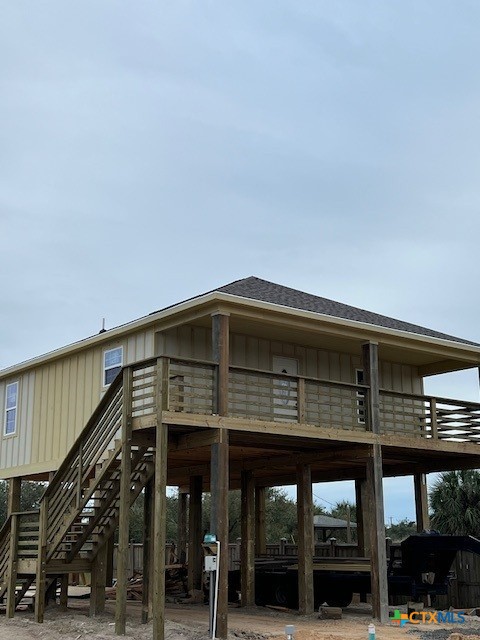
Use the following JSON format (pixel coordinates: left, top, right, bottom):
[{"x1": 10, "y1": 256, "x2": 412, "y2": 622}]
[{"x1": 430, "y1": 470, "x2": 480, "y2": 536}]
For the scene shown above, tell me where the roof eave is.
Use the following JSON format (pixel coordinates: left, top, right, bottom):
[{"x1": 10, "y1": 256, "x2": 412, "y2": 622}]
[{"x1": 2, "y1": 290, "x2": 479, "y2": 380}]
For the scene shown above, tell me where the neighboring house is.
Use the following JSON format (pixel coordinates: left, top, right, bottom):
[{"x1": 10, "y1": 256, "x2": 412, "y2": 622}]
[
  {"x1": 1, "y1": 276, "x2": 480, "y2": 640},
  {"x1": 313, "y1": 514, "x2": 357, "y2": 543}
]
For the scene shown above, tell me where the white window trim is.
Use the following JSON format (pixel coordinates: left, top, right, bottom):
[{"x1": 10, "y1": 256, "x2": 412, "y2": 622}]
[
  {"x1": 4, "y1": 381, "x2": 19, "y2": 437},
  {"x1": 103, "y1": 346, "x2": 124, "y2": 387}
]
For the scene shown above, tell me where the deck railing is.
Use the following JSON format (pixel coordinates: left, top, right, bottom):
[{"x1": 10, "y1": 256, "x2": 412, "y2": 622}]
[
  {"x1": 379, "y1": 389, "x2": 480, "y2": 442},
  {"x1": 161, "y1": 357, "x2": 480, "y2": 444}
]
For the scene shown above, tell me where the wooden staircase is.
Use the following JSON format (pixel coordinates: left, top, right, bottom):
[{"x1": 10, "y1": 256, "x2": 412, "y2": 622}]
[{"x1": 0, "y1": 363, "x2": 157, "y2": 619}]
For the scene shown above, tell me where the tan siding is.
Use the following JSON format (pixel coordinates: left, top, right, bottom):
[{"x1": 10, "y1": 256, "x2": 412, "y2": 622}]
[{"x1": 26, "y1": 328, "x2": 154, "y2": 471}]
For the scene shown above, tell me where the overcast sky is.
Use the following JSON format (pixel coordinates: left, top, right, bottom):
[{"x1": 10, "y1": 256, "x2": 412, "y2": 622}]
[{"x1": 2, "y1": 1, "x2": 480, "y2": 521}]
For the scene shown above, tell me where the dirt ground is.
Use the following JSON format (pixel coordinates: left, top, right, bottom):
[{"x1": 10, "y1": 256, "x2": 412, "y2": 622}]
[{"x1": 1, "y1": 599, "x2": 480, "y2": 640}]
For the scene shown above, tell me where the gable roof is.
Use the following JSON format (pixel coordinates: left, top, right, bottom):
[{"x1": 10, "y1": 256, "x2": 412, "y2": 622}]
[{"x1": 209, "y1": 277, "x2": 479, "y2": 347}]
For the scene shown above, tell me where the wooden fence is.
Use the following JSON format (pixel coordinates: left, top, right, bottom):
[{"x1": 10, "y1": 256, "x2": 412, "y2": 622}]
[
  {"x1": 112, "y1": 539, "x2": 359, "y2": 577},
  {"x1": 112, "y1": 540, "x2": 480, "y2": 609}
]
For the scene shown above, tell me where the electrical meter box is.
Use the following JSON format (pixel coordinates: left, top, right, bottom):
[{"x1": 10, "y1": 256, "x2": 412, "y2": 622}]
[{"x1": 205, "y1": 555, "x2": 217, "y2": 572}]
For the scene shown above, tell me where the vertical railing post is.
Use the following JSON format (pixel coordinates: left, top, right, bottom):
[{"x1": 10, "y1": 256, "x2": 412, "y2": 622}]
[
  {"x1": 430, "y1": 398, "x2": 438, "y2": 439},
  {"x1": 298, "y1": 377, "x2": 306, "y2": 423},
  {"x1": 6, "y1": 514, "x2": 18, "y2": 618},
  {"x1": 35, "y1": 498, "x2": 49, "y2": 623}
]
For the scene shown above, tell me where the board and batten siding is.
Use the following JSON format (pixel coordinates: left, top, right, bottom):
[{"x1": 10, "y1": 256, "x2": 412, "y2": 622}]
[
  {"x1": 0, "y1": 372, "x2": 35, "y2": 475},
  {"x1": 0, "y1": 328, "x2": 155, "y2": 477},
  {"x1": 159, "y1": 326, "x2": 422, "y2": 394}
]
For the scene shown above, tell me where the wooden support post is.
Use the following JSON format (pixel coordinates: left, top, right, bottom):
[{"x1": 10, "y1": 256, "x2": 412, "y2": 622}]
[
  {"x1": 212, "y1": 313, "x2": 229, "y2": 415},
  {"x1": 355, "y1": 479, "x2": 367, "y2": 557},
  {"x1": 362, "y1": 342, "x2": 388, "y2": 623},
  {"x1": 210, "y1": 429, "x2": 229, "y2": 639},
  {"x1": 177, "y1": 489, "x2": 188, "y2": 565},
  {"x1": 7, "y1": 477, "x2": 21, "y2": 516},
  {"x1": 90, "y1": 542, "x2": 108, "y2": 616},
  {"x1": 115, "y1": 368, "x2": 133, "y2": 635},
  {"x1": 142, "y1": 478, "x2": 154, "y2": 623},
  {"x1": 240, "y1": 470, "x2": 255, "y2": 606},
  {"x1": 297, "y1": 464, "x2": 314, "y2": 615},
  {"x1": 153, "y1": 358, "x2": 169, "y2": 640},
  {"x1": 188, "y1": 475, "x2": 203, "y2": 593},
  {"x1": 59, "y1": 574, "x2": 69, "y2": 610},
  {"x1": 414, "y1": 473, "x2": 430, "y2": 532},
  {"x1": 106, "y1": 533, "x2": 115, "y2": 587},
  {"x1": 6, "y1": 513, "x2": 19, "y2": 618},
  {"x1": 362, "y1": 342, "x2": 380, "y2": 434},
  {"x1": 255, "y1": 486, "x2": 267, "y2": 556},
  {"x1": 366, "y1": 445, "x2": 389, "y2": 623},
  {"x1": 34, "y1": 499, "x2": 48, "y2": 623}
]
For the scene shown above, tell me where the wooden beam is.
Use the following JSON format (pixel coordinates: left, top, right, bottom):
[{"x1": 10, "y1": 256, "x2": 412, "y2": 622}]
[
  {"x1": 188, "y1": 475, "x2": 203, "y2": 593},
  {"x1": 212, "y1": 313, "x2": 229, "y2": 416},
  {"x1": 173, "y1": 430, "x2": 220, "y2": 452},
  {"x1": 419, "y1": 360, "x2": 476, "y2": 377},
  {"x1": 163, "y1": 411, "x2": 480, "y2": 455},
  {"x1": 153, "y1": 358, "x2": 169, "y2": 640},
  {"x1": 115, "y1": 367, "x2": 133, "y2": 635},
  {"x1": 366, "y1": 444, "x2": 389, "y2": 623},
  {"x1": 240, "y1": 470, "x2": 255, "y2": 606},
  {"x1": 90, "y1": 539, "x2": 107, "y2": 616},
  {"x1": 142, "y1": 478, "x2": 154, "y2": 624},
  {"x1": 297, "y1": 463, "x2": 314, "y2": 615},
  {"x1": 242, "y1": 447, "x2": 365, "y2": 471},
  {"x1": 210, "y1": 429, "x2": 229, "y2": 639},
  {"x1": 7, "y1": 477, "x2": 21, "y2": 516},
  {"x1": 414, "y1": 473, "x2": 430, "y2": 532},
  {"x1": 255, "y1": 486, "x2": 267, "y2": 556}
]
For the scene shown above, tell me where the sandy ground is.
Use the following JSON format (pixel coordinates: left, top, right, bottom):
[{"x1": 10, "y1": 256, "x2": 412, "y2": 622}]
[{"x1": 1, "y1": 599, "x2": 480, "y2": 640}]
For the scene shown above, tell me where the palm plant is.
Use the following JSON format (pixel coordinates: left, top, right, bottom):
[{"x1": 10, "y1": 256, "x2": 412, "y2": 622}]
[{"x1": 430, "y1": 470, "x2": 480, "y2": 536}]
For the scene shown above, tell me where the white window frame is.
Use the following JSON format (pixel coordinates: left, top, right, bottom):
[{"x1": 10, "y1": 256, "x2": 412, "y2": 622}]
[
  {"x1": 355, "y1": 369, "x2": 366, "y2": 425},
  {"x1": 4, "y1": 381, "x2": 19, "y2": 436},
  {"x1": 103, "y1": 347, "x2": 123, "y2": 387}
]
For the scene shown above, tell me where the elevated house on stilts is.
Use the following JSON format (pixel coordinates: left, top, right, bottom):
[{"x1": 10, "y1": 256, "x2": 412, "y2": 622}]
[{"x1": 1, "y1": 277, "x2": 480, "y2": 638}]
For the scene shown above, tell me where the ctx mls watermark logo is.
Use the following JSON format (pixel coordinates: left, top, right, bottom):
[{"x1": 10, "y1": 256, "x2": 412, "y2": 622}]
[{"x1": 391, "y1": 609, "x2": 466, "y2": 626}]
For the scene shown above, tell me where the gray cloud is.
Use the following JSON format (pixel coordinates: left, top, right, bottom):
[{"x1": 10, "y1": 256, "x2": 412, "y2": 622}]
[{"x1": 2, "y1": 1, "x2": 480, "y2": 519}]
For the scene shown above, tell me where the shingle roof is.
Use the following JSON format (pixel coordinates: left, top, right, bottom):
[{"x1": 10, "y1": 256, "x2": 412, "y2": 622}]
[
  {"x1": 313, "y1": 515, "x2": 357, "y2": 529},
  {"x1": 209, "y1": 276, "x2": 479, "y2": 347}
]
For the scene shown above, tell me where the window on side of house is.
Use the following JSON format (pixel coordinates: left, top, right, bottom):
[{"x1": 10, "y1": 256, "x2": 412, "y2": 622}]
[
  {"x1": 4, "y1": 381, "x2": 18, "y2": 436},
  {"x1": 103, "y1": 347, "x2": 123, "y2": 386}
]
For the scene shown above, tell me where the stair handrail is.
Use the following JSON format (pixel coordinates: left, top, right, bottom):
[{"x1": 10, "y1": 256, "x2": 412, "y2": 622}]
[{"x1": 42, "y1": 372, "x2": 124, "y2": 501}]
